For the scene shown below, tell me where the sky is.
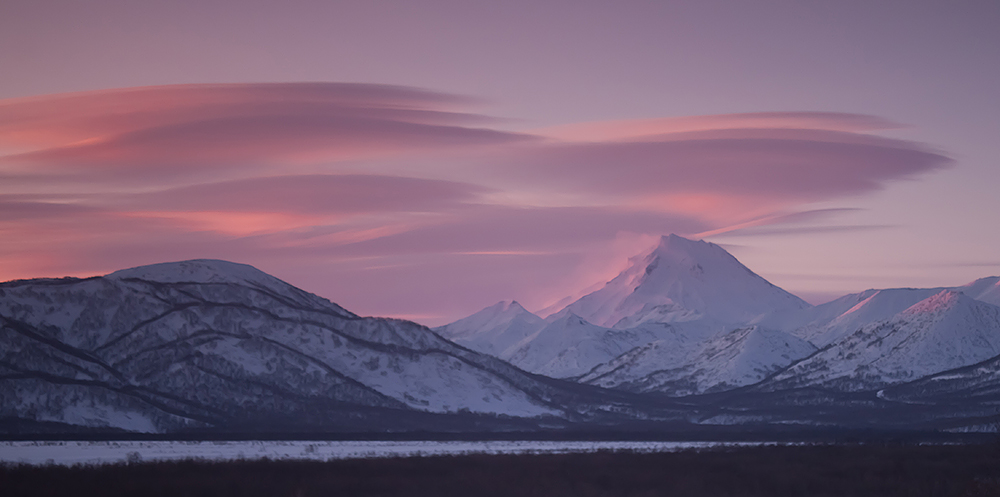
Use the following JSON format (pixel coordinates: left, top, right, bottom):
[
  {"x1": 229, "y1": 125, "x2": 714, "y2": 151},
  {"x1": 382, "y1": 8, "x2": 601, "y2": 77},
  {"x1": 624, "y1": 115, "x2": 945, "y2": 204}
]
[{"x1": 1, "y1": 0, "x2": 998, "y2": 326}]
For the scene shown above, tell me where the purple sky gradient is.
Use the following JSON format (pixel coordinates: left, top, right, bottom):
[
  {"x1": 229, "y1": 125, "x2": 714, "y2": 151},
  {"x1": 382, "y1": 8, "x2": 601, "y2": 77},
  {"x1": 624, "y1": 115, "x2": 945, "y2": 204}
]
[{"x1": 1, "y1": 1, "x2": 998, "y2": 324}]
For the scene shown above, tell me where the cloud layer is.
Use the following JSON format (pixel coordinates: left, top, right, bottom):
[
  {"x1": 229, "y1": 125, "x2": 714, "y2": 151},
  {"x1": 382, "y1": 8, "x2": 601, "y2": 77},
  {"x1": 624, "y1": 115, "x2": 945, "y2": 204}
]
[
  {"x1": 505, "y1": 129, "x2": 947, "y2": 199},
  {"x1": 0, "y1": 83, "x2": 527, "y2": 175},
  {"x1": 0, "y1": 83, "x2": 952, "y2": 324}
]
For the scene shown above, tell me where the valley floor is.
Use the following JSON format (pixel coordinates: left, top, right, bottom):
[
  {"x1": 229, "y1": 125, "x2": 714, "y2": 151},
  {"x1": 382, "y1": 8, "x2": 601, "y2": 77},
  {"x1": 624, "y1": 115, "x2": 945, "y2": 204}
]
[{"x1": 5, "y1": 443, "x2": 1000, "y2": 496}]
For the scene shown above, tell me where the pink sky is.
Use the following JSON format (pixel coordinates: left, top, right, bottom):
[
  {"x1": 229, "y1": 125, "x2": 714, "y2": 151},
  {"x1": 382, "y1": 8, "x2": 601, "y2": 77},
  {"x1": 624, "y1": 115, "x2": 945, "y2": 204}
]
[{"x1": 1, "y1": 1, "x2": 998, "y2": 325}]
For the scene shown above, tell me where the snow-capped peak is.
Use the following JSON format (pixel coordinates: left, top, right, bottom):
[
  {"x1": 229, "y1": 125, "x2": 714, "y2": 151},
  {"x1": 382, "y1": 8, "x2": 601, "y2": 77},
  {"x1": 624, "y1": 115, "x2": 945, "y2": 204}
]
[
  {"x1": 957, "y1": 276, "x2": 1000, "y2": 307},
  {"x1": 555, "y1": 234, "x2": 811, "y2": 328},
  {"x1": 654, "y1": 233, "x2": 718, "y2": 257},
  {"x1": 489, "y1": 300, "x2": 530, "y2": 316},
  {"x1": 434, "y1": 300, "x2": 544, "y2": 357}
]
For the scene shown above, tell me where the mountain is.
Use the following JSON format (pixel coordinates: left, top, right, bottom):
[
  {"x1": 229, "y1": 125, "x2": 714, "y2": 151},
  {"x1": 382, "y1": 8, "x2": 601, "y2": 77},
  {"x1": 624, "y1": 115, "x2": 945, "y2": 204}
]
[
  {"x1": 501, "y1": 313, "x2": 664, "y2": 379},
  {"x1": 436, "y1": 234, "x2": 813, "y2": 387},
  {"x1": 756, "y1": 277, "x2": 1000, "y2": 347},
  {"x1": 434, "y1": 235, "x2": 1000, "y2": 410},
  {"x1": 557, "y1": 234, "x2": 811, "y2": 328},
  {"x1": 959, "y1": 276, "x2": 1000, "y2": 307},
  {"x1": 434, "y1": 300, "x2": 544, "y2": 358},
  {"x1": 778, "y1": 287, "x2": 948, "y2": 347},
  {"x1": 438, "y1": 234, "x2": 813, "y2": 384},
  {"x1": 764, "y1": 290, "x2": 1000, "y2": 391},
  {"x1": 0, "y1": 260, "x2": 647, "y2": 434},
  {"x1": 582, "y1": 326, "x2": 816, "y2": 395},
  {"x1": 9, "y1": 256, "x2": 1000, "y2": 436}
]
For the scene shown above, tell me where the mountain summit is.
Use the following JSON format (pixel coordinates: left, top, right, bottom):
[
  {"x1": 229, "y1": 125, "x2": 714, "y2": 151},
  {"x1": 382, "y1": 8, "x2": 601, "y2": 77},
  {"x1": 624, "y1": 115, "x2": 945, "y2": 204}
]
[
  {"x1": 434, "y1": 300, "x2": 544, "y2": 357},
  {"x1": 557, "y1": 234, "x2": 811, "y2": 328},
  {"x1": 439, "y1": 234, "x2": 812, "y2": 380}
]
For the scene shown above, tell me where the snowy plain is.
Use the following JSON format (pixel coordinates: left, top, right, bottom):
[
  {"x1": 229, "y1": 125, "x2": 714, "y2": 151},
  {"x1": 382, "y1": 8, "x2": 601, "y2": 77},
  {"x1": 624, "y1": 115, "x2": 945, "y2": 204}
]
[{"x1": 0, "y1": 440, "x2": 765, "y2": 466}]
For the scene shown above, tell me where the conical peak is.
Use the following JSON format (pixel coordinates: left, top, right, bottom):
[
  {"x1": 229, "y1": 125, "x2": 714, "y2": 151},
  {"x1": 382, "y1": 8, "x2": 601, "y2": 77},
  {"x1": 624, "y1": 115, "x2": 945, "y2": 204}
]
[
  {"x1": 488, "y1": 299, "x2": 512, "y2": 309},
  {"x1": 487, "y1": 300, "x2": 528, "y2": 314},
  {"x1": 663, "y1": 233, "x2": 694, "y2": 242},
  {"x1": 638, "y1": 235, "x2": 735, "y2": 281},
  {"x1": 555, "y1": 233, "x2": 810, "y2": 327},
  {"x1": 649, "y1": 234, "x2": 724, "y2": 261},
  {"x1": 656, "y1": 233, "x2": 703, "y2": 251}
]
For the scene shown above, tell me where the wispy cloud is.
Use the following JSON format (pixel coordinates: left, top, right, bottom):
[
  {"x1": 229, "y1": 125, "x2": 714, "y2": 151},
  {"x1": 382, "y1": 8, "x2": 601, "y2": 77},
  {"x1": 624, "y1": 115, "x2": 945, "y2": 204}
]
[
  {"x1": 119, "y1": 174, "x2": 490, "y2": 215},
  {"x1": 0, "y1": 83, "x2": 528, "y2": 177},
  {"x1": 535, "y1": 111, "x2": 904, "y2": 142},
  {"x1": 0, "y1": 83, "x2": 955, "y2": 323},
  {"x1": 491, "y1": 129, "x2": 949, "y2": 201}
]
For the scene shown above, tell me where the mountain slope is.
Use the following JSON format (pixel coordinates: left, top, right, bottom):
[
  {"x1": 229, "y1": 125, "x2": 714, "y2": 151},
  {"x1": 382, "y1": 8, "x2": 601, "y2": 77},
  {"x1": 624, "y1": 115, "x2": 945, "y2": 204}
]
[
  {"x1": 501, "y1": 313, "x2": 663, "y2": 379},
  {"x1": 557, "y1": 234, "x2": 810, "y2": 328},
  {"x1": 765, "y1": 291, "x2": 1000, "y2": 391},
  {"x1": 583, "y1": 326, "x2": 816, "y2": 395},
  {"x1": 0, "y1": 260, "x2": 639, "y2": 434},
  {"x1": 438, "y1": 234, "x2": 813, "y2": 388},
  {"x1": 781, "y1": 287, "x2": 947, "y2": 347},
  {"x1": 434, "y1": 300, "x2": 544, "y2": 357},
  {"x1": 959, "y1": 276, "x2": 1000, "y2": 307}
]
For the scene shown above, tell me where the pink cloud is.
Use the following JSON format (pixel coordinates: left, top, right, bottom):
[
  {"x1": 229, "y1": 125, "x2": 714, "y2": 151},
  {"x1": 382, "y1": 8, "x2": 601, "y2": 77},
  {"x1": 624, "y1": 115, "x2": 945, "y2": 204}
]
[
  {"x1": 0, "y1": 198, "x2": 103, "y2": 221},
  {"x1": 0, "y1": 84, "x2": 957, "y2": 324},
  {"x1": 0, "y1": 83, "x2": 529, "y2": 172},
  {"x1": 536, "y1": 112, "x2": 903, "y2": 142},
  {"x1": 494, "y1": 128, "x2": 950, "y2": 202},
  {"x1": 0, "y1": 191, "x2": 709, "y2": 316},
  {"x1": 120, "y1": 174, "x2": 490, "y2": 214},
  {"x1": 0, "y1": 83, "x2": 481, "y2": 146},
  {"x1": 0, "y1": 173, "x2": 494, "y2": 277},
  {"x1": 295, "y1": 204, "x2": 702, "y2": 257}
]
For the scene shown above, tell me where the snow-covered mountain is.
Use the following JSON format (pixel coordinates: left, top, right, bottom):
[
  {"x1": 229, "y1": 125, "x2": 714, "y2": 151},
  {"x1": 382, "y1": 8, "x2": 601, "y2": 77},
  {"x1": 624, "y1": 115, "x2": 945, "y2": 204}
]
[
  {"x1": 557, "y1": 234, "x2": 811, "y2": 328},
  {"x1": 436, "y1": 234, "x2": 1000, "y2": 407},
  {"x1": 8, "y1": 254, "x2": 1000, "y2": 435},
  {"x1": 778, "y1": 287, "x2": 948, "y2": 347},
  {"x1": 582, "y1": 326, "x2": 816, "y2": 395},
  {"x1": 764, "y1": 290, "x2": 1000, "y2": 391},
  {"x1": 438, "y1": 234, "x2": 814, "y2": 384},
  {"x1": 0, "y1": 260, "x2": 640, "y2": 434},
  {"x1": 959, "y1": 276, "x2": 1000, "y2": 307},
  {"x1": 501, "y1": 313, "x2": 664, "y2": 379},
  {"x1": 434, "y1": 300, "x2": 544, "y2": 358}
]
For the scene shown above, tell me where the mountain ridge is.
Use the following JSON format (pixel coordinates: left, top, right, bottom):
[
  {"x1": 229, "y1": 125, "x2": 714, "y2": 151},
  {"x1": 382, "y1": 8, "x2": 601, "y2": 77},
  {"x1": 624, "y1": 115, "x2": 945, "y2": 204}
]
[
  {"x1": 1, "y1": 260, "x2": 662, "y2": 434},
  {"x1": 438, "y1": 235, "x2": 1000, "y2": 406},
  {"x1": 8, "y1": 250, "x2": 1000, "y2": 435}
]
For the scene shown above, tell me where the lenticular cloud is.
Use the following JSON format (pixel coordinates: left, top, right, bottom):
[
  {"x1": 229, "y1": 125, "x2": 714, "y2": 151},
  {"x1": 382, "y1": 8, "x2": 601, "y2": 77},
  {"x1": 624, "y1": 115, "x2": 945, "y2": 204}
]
[
  {"x1": 506, "y1": 122, "x2": 951, "y2": 203},
  {"x1": 0, "y1": 83, "x2": 528, "y2": 171},
  {"x1": 0, "y1": 83, "x2": 954, "y2": 321}
]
